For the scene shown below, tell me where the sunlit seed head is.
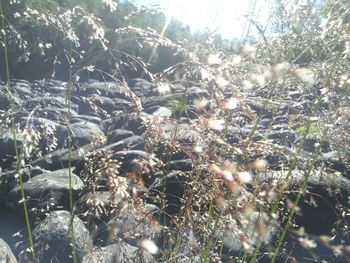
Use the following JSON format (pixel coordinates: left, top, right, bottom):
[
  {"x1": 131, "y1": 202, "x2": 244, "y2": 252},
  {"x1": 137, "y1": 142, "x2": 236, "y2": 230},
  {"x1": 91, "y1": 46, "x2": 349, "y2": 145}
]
[
  {"x1": 200, "y1": 68, "x2": 210, "y2": 80},
  {"x1": 193, "y1": 145, "x2": 203, "y2": 153},
  {"x1": 345, "y1": 41, "x2": 350, "y2": 54},
  {"x1": 157, "y1": 84, "x2": 171, "y2": 95},
  {"x1": 221, "y1": 170, "x2": 234, "y2": 181},
  {"x1": 254, "y1": 159, "x2": 267, "y2": 171},
  {"x1": 241, "y1": 44, "x2": 256, "y2": 56},
  {"x1": 86, "y1": 65, "x2": 95, "y2": 72},
  {"x1": 237, "y1": 172, "x2": 252, "y2": 184},
  {"x1": 293, "y1": 68, "x2": 315, "y2": 86},
  {"x1": 231, "y1": 55, "x2": 242, "y2": 65},
  {"x1": 299, "y1": 237, "x2": 317, "y2": 249},
  {"x1": 139, "y1": 239, "x2": 159, "y2": 254},
  {"x1": 216, "y1": 194, "x2": 228, "y2": 211},
  {"x1": 207, "y1": 54, "x2": 222, "y2": 66},
  {"x1": 242, "y1": 80, "x2": 253, "y2": 90},
  {"x1": 215, "y1": 76, "x2": 229, "y2": 88},
  {"x1": 220, "y1": 98, "x2": 239, "y2": 110},
  {"x1": 194, "y1": 99, "x2": 209, "y2": 111},
  {"x1": 270, "y1": 62, "x2": 290, "y2": 78},
  {"x1": 226, "y1": 180, "x2": 239, "y2": 194},
  {"x1": 250, "y1": 74, "x2": 266, "y2": 86},
  {"x1": 210, "y1": 163, "x2": 221, "y2": 174},
  {"x1": 207, "y1": 118, "x2": 225, "y2": 131}
]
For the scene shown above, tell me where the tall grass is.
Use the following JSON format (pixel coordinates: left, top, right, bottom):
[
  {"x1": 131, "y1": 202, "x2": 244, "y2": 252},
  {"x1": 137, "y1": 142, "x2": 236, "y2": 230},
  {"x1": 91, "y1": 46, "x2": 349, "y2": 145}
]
[
  {"x1": 0, "y1": 4, "x2": 35, "y2": 260},
  {"x1": 0, "y1": 0, "x2": 349, "y2": 262}
]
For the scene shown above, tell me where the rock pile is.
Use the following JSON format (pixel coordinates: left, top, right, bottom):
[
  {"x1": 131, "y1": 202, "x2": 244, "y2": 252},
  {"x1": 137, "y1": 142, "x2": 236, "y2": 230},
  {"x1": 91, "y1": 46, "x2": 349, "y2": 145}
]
[{"x1": 0, "y1": 78, "x2": 349, "y2": 262}]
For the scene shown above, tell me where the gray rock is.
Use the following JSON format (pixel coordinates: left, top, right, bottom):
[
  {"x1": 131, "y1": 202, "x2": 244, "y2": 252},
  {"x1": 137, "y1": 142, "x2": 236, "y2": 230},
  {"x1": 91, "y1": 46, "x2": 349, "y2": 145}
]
[
  {"x1": 5, "y1": 168, "x2": 84, "y2": 212},
  {"x1": 82, "y1": 242, "x2": 154, "y2": 263},
  {"x1": 213, "y1": 212, "x2": 276, "y2": 258},
  {"x1": 0, "y1": 166, "x2": 48, "y2": 200},
  {"x1": 32, "y1": 142, "x2": 103, "y2": 172},
  {"x1": 0, "y1": 238, "x2": 17, "y2": 263},
  {"x1": 168, "y1": 159, "x2": 192, "y2": 171},
  {"x1": 70, "y1": 115, "x2": 105, "y2": 127},
  {"x1": 257, "y1": 170, "x2": 350, "y2": 235},
  {"x1": 88, "y1": 95, "x2": 116, "y2": 113},
  {"x1": 96, "y1": 203, "x2": 159, "y2": 247},
  {"x1": 188, "y1": 87, "x2": 209, "y2": 100},
  {"x1": 101, "y1": 136, "x2": 144, "y2": 153},
  {"x1": 0, "y1": 88, "x2": 11, "y2": 110},
  {"x1": 30, "y1": 210, "x2": 93, "y2": 263},
  {"x1": 0, "y1": 207, "x2": 25, "y2": 259},
  {"x1": 127, "y1": 78, "x2": 153, "y2": 97},
  {"x1": 57, "y1": 121, "x2": 105, "y2": 148},
  {"x1": 268, "y1": 129, "x2": 296, "y2": 147},
  {"x1": 79, "y1": 81, "x2": 129, "y2": 99},
  {"x1": 107, "y1": 129, "x2": 134, "y2": 144},
  {"x1": 112, "y1": 150, "x2": 156, "y2": 173},
  {"x1": 151, "y1": 106, "x2": 173, "y2": 119},
  {"x1": 0, "y1": 131, "x2": 23, "y2": 168},
  {"x1": 111, "y1": 98, "x2": 133, "y2": 111},
  {"x1": 37, "y1": 107, "x2": 79, "y2": 121}
]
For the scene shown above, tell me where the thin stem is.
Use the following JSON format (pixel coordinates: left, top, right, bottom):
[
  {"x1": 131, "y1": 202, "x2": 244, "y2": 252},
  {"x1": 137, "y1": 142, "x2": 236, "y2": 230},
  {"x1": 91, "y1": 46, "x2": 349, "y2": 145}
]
[{"x1": 0, "y1": 4, "x2": 35, "y2": 259}]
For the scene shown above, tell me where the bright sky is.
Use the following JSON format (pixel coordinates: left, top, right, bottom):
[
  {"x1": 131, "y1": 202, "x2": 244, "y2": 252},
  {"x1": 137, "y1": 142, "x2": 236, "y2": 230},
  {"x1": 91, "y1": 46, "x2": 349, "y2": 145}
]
[{"x1": 132, "y1": 0, "x2": 269, "y2": 39}]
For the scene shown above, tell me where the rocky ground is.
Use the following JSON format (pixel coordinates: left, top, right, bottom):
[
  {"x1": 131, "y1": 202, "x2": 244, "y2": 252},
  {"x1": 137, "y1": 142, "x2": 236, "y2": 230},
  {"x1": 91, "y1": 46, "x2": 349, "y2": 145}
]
[{"x1": 0, "y1": 78, "x2": 349, "y2": 262}]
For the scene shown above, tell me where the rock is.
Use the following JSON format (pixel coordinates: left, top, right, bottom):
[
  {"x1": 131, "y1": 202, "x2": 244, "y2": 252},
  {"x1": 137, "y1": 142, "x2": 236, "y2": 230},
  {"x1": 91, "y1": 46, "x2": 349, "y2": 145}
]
[
  {"x1": 88, "y1": 95, "x2": 116, "y2": 113},
  {"x1": 37, "y1": 107, "x2": 79, "y2": 121},
  {"x1": 70, "y1": 115, "x2": 105, "y2": 128},
  {"x1": 188, "y1": 87, "x2": 209, "y2": 101},
  {"x1": 150, "y1": 106, "x2": 173, "y2": 119},
  {"x1": 57, "y1": 121, "x2": 105, "y2": 148},
  {"x1": 5, "y1": 168, "x2": 84, "y2": 212},
  {"x1": 0, "y1": 131, "x2": 23, "y2": 169},
  {"x1": 273, "y1": 116, "x2": 289, "y2": 125},
  {"x1": 127, "y1": 78, "x2": 153, "y2": 97},
  {"x1": 0, "y1": 88, "x2": 11, "y2": 110},
  {"x1": 29, "y1": 210, "x2": 93, "y2": 263},
  {"x1": 215, "y1": 212, "x2": 276, "y2": 258},
  {"x1": 0, "y1": 166, "x2": 48, "y2": 201},
  {"x1": 0, "y1": 238, "x2": 17, "y2": 263},
  {"x1": 110, "y1": 112, "x2": 147, "y2": 135},
  {"x1": 243, "y1": 98, "x2": 273, "y2": 118},
  {"x1": 82, "y1": 242, "x2": 153, "y2": 263},
  {"x1": 112, "y1": 150, "x2": 157, "y2": 174},
  {"x1": 288, "y1": 90, "x2": 303, "y2": 100},
  {"x1": 32, "y1": 142, "x2": 103, "y2": 172},
  {"x1": 0, "y1": 207, "x2": 25, "y2": 259},
  {"x1": 96, "y1": 203, "x2": 159, "y2": 247},
  {"x1": 79, "y1": 81, "x2": 128, "y2": 99},
  {"x1": 259, "y1": 118, "x2": 272, "y2": 129},
  {"x1": 101, "y1": 136, "x2": 144, "y2": 153},
  {"x1": 75, "y1": 191, "x2": 125, "y2": 236},
  {"x1": 257, "y1": 170, "x2": 350, "y2": 235},
  {"x1": 111, "y1": 98, "x2": 133, "y2": 111},
  {"x1": 33, "y1": 79, "x2": 67, "y2": 94},
  {"x1": 301, "y1": 136, "x2": 331, "y2": 153},
  {"x1": 268, "y1": 129, "x2": 296, "y2": 147},
  {"x1": 168, "y1": 159, "x2": 192, "y2": 171},
  {"x1": 151, "y1": 171, "x2": 188, "y2": 216},
  {"x1": 321, "y1": 151, "x2": 350, "y2": 178},
  {"x1": 107, "y1": 129, "x2": 134, "y2": 144},
  {"x1": 25, "y1": 96, "x2": 76, "y2": 112}
]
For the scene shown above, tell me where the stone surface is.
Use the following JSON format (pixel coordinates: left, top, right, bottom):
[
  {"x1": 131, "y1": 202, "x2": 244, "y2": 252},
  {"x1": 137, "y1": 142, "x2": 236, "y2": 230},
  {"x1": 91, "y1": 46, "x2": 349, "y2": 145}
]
[
  {"x1": 82, "y1": 242, "x2": 153, "y2": 263},
  {"x1": 29, "y1": 210, "x2": 93, "y2": 263},
  {"x1": 0, "y1": 238, "x2": 17, "y2": 263},
  {"x1": 5, "y1": 168, "x2": 84, "y2": 212},
  {"x1": 0, "y1": 78, "x2": 349, "y2": 262}
]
